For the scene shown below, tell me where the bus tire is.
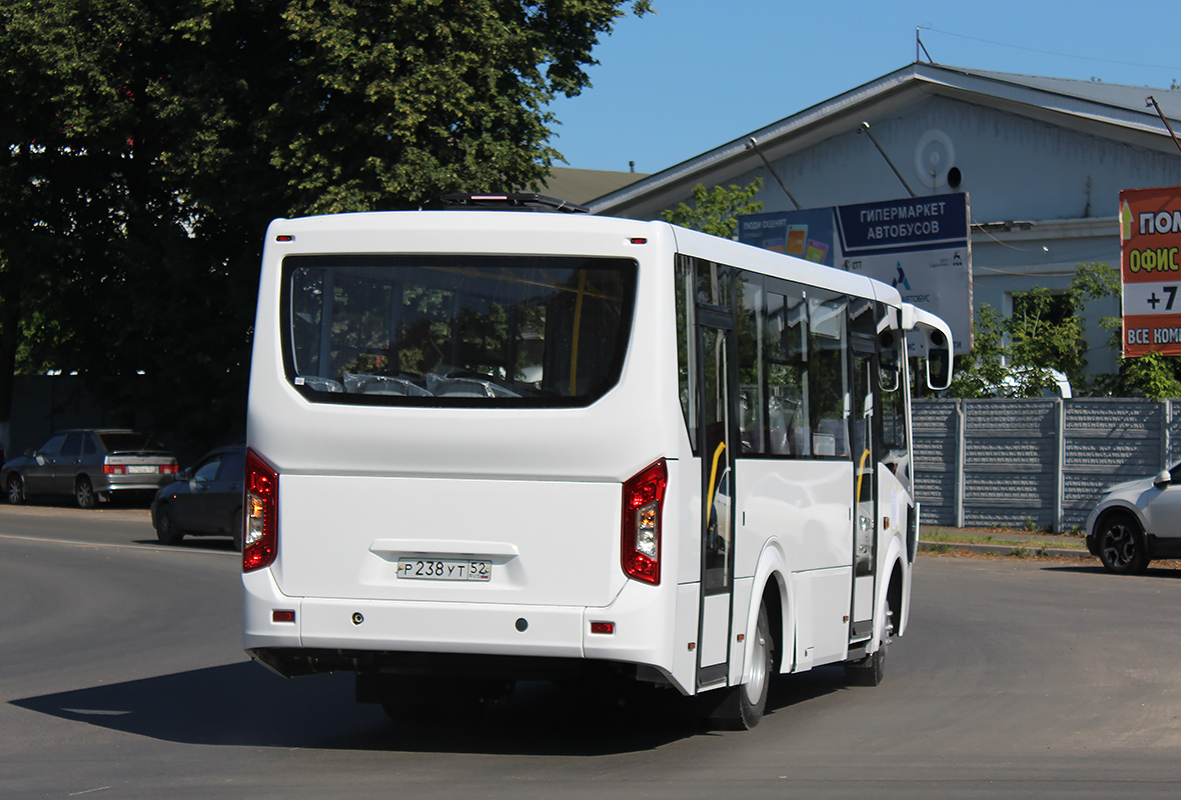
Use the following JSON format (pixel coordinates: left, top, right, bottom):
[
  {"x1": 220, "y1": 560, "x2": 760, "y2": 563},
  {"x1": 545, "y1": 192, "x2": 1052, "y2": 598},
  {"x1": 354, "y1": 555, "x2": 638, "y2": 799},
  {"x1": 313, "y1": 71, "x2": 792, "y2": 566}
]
[{"x1": 709, "y1": 601, "x2": 773, "y2": 730}]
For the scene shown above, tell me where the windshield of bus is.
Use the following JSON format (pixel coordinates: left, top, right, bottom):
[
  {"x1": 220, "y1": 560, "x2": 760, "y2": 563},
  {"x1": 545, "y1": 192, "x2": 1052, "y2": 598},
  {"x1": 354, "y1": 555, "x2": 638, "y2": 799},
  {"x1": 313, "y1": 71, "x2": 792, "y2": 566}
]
[{"x1": 282, "y1": 255, "x2": 637, "y2": 407}]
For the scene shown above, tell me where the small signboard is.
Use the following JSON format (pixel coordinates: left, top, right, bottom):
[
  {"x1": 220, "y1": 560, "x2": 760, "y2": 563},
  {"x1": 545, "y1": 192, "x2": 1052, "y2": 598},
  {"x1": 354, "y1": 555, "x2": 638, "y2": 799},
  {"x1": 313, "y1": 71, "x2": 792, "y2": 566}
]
[
  {"x1": 738, "y1": 192, "x2": 972, "y2": 355},
  {"x1": 1119, "y1": 186, "x2": 1181, "y2": 357}
]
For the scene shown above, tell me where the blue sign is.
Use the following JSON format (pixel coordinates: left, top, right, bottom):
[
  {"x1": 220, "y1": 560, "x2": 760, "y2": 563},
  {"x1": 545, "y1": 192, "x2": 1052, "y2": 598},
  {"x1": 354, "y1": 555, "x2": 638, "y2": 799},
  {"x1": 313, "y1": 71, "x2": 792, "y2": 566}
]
[{"x1": 835, "y1": 194, "x2": 968, "y2": 255}]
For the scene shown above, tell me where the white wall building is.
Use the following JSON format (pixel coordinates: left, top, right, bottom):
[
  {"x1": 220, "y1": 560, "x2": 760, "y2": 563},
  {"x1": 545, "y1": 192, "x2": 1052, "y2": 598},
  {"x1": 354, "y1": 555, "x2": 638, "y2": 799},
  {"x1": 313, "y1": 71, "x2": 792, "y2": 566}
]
[{"x1": 588, "y1": 62, "x2": 1181, "y2": 380}]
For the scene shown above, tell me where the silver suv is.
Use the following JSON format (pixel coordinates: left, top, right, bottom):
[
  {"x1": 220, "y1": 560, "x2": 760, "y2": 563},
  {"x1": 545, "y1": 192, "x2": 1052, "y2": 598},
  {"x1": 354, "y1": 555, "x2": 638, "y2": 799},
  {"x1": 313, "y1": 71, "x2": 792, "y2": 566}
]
[
  {"x1": 3, "y1": 429, "x2": 178, "y2": 508},
  {"x1": 1085, "y1": 461, "x2": 1181, "y2": 574}
]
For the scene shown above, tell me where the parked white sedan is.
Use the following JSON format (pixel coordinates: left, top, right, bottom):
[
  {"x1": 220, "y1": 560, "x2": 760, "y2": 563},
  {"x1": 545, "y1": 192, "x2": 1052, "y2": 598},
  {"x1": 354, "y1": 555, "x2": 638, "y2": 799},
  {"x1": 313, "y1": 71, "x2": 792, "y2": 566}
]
[{"x1": 1085, "y1": 462, "x2": 1181, "y2": 574}]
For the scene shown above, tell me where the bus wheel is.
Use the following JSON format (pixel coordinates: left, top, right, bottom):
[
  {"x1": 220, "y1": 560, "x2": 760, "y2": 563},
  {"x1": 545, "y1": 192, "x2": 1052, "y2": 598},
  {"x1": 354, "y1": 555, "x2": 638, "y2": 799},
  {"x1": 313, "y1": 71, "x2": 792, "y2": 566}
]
[
  {"x1": 709, "y1": 602, "x2": 773, "y2": 730},
  {"x1": 845, "y1": 601, "x2": 894, "y2": 687}
]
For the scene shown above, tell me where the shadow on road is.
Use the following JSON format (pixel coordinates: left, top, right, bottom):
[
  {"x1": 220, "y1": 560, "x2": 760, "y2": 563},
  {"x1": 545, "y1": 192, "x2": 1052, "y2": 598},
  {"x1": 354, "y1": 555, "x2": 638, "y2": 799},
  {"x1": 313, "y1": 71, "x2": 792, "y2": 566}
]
[
  {"x1": 11, "y1": 660, "x2": 845, "y2": 754},
  {"x1": 1041, "y1": 563, "x2": 1181, "y2": 579}
]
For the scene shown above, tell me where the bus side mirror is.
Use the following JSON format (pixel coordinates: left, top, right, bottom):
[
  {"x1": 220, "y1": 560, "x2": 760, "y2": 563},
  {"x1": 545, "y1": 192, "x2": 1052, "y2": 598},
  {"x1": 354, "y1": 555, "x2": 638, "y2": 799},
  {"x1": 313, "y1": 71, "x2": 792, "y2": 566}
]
[
  {"x1": 926, "y1": 330, "x2": 952, "y2": 391},
  {"x1": 902, "y1": 302, "x2": 953, "y2": 391}
]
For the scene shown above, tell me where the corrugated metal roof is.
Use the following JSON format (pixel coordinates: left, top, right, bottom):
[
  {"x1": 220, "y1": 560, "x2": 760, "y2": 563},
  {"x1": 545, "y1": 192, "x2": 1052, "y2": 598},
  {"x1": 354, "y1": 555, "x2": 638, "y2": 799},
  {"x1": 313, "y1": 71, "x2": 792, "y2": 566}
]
[{"x1": 947, "y1": 65, "x2": 1181, "y2": 120}]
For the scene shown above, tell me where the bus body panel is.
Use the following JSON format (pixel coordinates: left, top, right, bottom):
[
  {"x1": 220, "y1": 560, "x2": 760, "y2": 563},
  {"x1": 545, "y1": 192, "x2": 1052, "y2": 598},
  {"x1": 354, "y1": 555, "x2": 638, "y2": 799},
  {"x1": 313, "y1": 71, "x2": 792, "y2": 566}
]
[
  {"x1": 276, "y1": 473, "x2": 625, "y2": 608},
  {"x1": 243, "y1": 568, "x2": 301, "y2": 648},
  {"x1": 734, "y1": 460, "x2": 854, "y2": 579},
  {"x1": 792, "y1": 565, "x2": 853, "y2": 670},
  {"x1": 246, "y1": 211, "x2": 693, "y2": 680},
  {"x1": 296, "y1": 598, "x2": 586, "y2": 658}
]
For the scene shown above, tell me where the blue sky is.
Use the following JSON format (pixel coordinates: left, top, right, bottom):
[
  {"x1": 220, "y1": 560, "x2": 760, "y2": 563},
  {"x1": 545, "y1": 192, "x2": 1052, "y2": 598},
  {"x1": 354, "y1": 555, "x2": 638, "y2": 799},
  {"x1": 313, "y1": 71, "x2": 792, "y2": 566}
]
[{"x1": 546, "y1": 0, "x2": 1181, "y2": 174}]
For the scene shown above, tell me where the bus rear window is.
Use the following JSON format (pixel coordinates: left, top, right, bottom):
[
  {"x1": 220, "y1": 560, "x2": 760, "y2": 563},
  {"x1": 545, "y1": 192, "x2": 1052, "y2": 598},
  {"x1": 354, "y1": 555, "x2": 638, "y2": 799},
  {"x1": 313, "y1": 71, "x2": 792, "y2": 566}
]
[{"x1": 282, "y1": 255, "x2": 637, "y2": 407}]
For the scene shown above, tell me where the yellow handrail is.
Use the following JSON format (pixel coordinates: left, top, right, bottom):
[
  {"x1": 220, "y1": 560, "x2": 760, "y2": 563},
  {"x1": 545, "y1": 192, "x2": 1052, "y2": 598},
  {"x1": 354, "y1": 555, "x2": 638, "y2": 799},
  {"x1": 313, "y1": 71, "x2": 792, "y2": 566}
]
[
  {"x1": 707, "y1": 441, "x2": 727, "y2": 509},
  {"x1": 855, "y1": 447, "x2": 871, "y2": 502}
]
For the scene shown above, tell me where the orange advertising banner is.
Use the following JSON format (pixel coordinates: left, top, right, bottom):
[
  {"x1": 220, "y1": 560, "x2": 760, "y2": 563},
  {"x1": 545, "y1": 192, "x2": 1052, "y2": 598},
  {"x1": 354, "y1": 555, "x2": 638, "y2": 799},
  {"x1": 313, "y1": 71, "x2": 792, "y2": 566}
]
[{"x1": 1120, "y1": 186, "x2": 1181, "y2": 357}]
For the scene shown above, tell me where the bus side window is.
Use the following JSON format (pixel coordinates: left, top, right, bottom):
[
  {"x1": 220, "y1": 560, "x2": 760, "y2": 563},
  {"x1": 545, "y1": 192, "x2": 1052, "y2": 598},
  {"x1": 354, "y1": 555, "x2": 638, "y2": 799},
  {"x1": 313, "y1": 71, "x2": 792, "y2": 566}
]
[
  {"x1": 807, "y1": 291, "x2": 849, "y2": 458},
  {"x1": 737, "y1": 277, "x2": 764, "y2": 454},
  {"x1": 675, "y1": 255, "x2": 697, "y2": 452},
  {"x1": 765, "y1": 287, "x2": 810, "y2": 458},
  {"x1": 765, "y1": 287, "x2": 812, "y2": 456}
]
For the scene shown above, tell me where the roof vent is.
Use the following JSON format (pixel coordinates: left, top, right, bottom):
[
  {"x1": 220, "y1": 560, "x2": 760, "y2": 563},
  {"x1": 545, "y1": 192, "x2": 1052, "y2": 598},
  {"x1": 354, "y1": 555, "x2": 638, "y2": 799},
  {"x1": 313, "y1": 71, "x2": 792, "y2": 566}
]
[{"x1": 440, "y1": 193, "x2": 589, "y2": 213}]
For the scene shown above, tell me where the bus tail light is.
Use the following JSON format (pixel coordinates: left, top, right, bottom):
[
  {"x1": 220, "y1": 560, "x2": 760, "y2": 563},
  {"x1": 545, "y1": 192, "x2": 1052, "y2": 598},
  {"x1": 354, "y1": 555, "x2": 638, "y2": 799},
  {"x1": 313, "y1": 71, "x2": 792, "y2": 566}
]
[
  {"x1": 244, "y1": 449, "x2": 278, "y2": 572},
  {"x1": 622, "y1": 459, "x2": 667, "y2": 585}
]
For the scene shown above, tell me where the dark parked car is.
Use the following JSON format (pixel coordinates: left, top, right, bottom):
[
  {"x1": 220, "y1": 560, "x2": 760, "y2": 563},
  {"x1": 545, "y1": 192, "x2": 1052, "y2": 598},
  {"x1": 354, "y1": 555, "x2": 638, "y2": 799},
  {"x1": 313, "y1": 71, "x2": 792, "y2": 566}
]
[
  {"x1": 151, "y1": 445, "x2": 246, "y2": 549},
  {"x1": 3, "y1": 429, "x2": 178, "y2": 508}
]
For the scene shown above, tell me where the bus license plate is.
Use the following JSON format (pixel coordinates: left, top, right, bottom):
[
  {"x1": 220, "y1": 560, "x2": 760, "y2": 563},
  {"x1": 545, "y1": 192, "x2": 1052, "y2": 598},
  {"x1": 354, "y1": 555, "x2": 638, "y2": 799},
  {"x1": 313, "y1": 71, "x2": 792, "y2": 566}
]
[{"x1": 396, "y1": 558, "x2": 491, "y2": 582}]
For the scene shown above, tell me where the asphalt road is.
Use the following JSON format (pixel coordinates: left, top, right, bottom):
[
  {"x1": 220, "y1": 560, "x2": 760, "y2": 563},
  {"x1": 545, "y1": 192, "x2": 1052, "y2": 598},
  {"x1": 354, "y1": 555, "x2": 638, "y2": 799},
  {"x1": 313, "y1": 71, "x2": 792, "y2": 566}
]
[{"x1": 2, "y1": 503, "x2": 1181, "y2": 799}]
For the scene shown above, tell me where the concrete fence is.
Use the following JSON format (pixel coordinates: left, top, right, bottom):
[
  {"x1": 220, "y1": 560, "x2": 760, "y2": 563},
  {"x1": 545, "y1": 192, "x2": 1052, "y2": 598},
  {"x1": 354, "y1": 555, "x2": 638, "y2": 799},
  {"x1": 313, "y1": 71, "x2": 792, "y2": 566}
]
[{"x1": 914, "y1": 397, "x2": 1181, "y2": 532}]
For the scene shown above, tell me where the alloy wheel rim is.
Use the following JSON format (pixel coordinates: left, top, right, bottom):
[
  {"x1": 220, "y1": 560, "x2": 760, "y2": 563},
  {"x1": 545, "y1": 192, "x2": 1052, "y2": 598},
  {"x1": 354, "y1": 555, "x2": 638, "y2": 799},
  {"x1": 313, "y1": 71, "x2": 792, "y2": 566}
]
[
  {"x1": 744, "y1": 628, "x2": 768, "y2": 705},
  {"x1": 1103, "y1": 525, "x2": 1133, "y2": 566}
]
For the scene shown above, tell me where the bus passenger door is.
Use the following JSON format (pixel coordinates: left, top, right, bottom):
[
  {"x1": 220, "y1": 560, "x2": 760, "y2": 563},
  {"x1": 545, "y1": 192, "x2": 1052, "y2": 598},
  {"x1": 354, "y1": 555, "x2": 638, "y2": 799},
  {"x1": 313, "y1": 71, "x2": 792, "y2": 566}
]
[
  {"x1": 849, "y1": 342, "x2": 877, "y2": 644},
  {"x1": 696, "y1": 307, "x2": 736, "y2": 690}
]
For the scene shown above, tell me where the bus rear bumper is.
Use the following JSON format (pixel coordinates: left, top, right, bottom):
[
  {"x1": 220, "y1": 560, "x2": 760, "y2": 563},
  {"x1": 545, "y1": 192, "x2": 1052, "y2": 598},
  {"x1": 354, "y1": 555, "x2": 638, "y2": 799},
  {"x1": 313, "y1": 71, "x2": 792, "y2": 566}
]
[{"x1": 243, "y1": 568, "x2": 680, "y2": 685}]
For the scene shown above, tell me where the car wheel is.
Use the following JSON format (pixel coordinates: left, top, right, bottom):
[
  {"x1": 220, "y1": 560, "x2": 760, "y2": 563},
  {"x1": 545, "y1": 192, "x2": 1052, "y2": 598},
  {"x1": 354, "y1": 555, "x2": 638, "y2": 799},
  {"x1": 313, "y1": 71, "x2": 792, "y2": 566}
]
[
  {"x1": 155, "y1": 503, "x2": 184, "y2": 545},
  {"x1": 6, "y1": 474, "x2": 24, "y2": 505},
  {"x1": 709, "y1": 601, "x2": 774, "y2": 730},
  {"x1": 846, "y1": 600, "x2": 895, "y2": 687},
  {"x1": 75, "y1": 477, "x2": 97, "y2": 510},
  {"x1": 1097, "y1": 512, "x2": 1149, "y2": 575}
]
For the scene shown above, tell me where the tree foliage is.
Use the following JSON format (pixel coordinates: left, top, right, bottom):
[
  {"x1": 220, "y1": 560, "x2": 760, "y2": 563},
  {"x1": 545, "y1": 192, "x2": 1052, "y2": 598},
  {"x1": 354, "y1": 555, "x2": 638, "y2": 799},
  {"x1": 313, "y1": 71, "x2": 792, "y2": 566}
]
[
  {"x1": 947, "y1": 262, "x2": 1181, "y2": 401},
  {"x1": 0, "y1": 0, "x2": 650, "y2": 448},
  {"x1": 661, "y1": 179, "x2": 764, "y2": 239}
]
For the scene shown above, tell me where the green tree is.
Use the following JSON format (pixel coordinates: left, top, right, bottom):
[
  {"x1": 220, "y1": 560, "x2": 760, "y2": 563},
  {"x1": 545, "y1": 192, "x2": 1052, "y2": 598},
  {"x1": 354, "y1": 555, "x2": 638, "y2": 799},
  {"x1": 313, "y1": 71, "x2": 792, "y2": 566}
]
[
  {"x1": 1078, "y1": 262, "x2": 1181, "y2": 399},
  {"x1": 661, "y1": 179, "x2": 764, "y2": 239},
  {"x1": 944, "y1": 305, "x2": 1009, "y2": 398},
  {"x1": 947, "y1": 262, "x2": 1181, "y2": 400},
  {"x1": 0, "y1": 0, "x2": 651, "y2": 450}
]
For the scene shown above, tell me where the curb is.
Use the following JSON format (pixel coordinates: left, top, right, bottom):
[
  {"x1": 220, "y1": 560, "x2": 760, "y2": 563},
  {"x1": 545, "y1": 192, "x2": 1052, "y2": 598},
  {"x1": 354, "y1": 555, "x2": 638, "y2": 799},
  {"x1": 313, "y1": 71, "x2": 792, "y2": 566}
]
[{"x1": 918, "y1": 540, "x2": 1092, "y2": 559}]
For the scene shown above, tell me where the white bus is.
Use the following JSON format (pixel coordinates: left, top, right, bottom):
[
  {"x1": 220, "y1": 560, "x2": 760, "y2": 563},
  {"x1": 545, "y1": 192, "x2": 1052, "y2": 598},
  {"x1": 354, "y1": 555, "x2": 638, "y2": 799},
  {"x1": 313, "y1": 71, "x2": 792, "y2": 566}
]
[{"x1": 242, "y1": 197, "x2": 953, "y2": 729}]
